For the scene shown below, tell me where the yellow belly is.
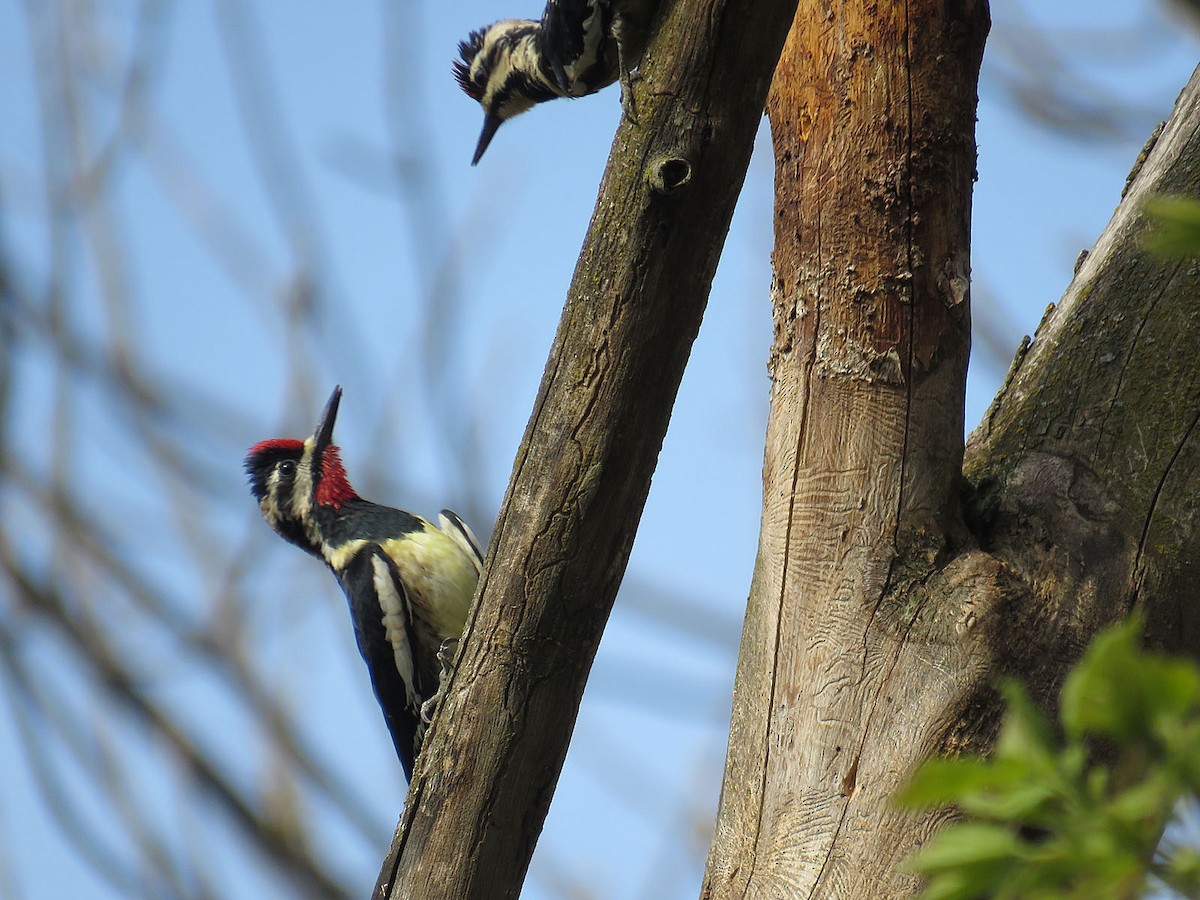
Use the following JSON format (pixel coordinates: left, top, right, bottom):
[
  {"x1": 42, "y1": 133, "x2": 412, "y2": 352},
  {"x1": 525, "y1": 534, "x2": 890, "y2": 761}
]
[{"x1": 376, "y1": 524, "x2": 477, "y2": 639}]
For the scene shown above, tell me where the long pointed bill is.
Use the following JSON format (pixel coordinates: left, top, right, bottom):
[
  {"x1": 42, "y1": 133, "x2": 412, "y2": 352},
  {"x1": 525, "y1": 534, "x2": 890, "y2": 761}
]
[
  {"x1": 472, "y1": 113, "x2": 503, "y2": 166},
  {"x1": 312, "y1": 385, "x2": 342, "y2": 464}
]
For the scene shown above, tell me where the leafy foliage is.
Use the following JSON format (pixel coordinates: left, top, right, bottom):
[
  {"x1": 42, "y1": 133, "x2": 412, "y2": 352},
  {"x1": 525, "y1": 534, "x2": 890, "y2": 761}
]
[{"x1": 898, "y1": 619, "x2": 1200, "y2": 899}]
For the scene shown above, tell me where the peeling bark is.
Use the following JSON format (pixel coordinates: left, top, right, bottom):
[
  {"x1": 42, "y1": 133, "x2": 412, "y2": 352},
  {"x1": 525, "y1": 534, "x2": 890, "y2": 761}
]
[
  {"x1": 705, "y1": 0, "x2": 993, "y2": 895},
  {"x1": 704, "y1": 1, "x2": 1200, "y2": 895}
]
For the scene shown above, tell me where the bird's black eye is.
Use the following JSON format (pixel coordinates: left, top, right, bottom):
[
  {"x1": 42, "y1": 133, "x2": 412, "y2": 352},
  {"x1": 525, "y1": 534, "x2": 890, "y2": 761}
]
[{"x1": 278, "y1": 460, "x2": 297, "y2": 478}]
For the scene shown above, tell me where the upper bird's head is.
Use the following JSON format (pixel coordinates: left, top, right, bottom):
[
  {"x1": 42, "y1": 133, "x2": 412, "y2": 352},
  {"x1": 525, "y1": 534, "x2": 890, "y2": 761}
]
[
  {"x1": 244, "y1": 386, "x2": 358, "y2": 555},
  {"x1": 453, "y1": 20, "x2": 560, "y2": 165}
]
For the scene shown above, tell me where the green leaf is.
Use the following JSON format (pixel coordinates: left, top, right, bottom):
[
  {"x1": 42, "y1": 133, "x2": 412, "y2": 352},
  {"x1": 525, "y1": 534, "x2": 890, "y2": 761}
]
[
  {"x1": 1176, "y1": 725, "x2": 1200, "y2": 790},
  {"x1": 1157, "y1": 846, "x2": 1200, "y2": 897},
  {"x1": 1061, "y1": 617, "x2": 1200, "y2": 746},
  {"x1": 1105, "y1": 773, "x2": 1173, "y2": 831},
  {"x1": 897, "y1": 756, "x2": 1061, "y2": 822},
  {"x1": 911, "y1": 823, "x2": 1023, "y2": 871},
  {"x1": 957, "y1": 779, "x2": 1059, "y2": 822},
  {"x1": 910, "y1": 824, "x2": 1024, "y2": 900},
  {"x1": 1142, "y1": 659, "x2": 1200, "y2": 737},
  {"x1": 902, "y1": 617, "x2": 1200, "y2": 900},
  {"x1": 1060, "y1": 618, "x2": 1144, "y2": 742},
  {"x1": 995, "y1": 680, "x2": 1057, "y2": 770},
  {"x1": 896, "y1": 758, "x2": 999, "y2": 809}
]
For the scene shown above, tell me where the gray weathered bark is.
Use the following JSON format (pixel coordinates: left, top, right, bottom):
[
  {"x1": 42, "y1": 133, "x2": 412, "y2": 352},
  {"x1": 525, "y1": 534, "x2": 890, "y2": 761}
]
[
  {"x1": 964, "y1": 80, "x2": 1200, "y2": 663},
  {"x1": 375, "y1": 0, "x2": 800, "y2": 897}
]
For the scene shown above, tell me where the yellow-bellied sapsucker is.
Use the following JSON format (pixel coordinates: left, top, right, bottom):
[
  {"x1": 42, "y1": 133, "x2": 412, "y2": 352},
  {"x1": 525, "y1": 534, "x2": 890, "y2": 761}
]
[
  {"x1": 454, "y1": 0, "x2": 656, "y2": 164},
  {"x1": 244, "y1": 387, "x2": 483, "y2": 779}
]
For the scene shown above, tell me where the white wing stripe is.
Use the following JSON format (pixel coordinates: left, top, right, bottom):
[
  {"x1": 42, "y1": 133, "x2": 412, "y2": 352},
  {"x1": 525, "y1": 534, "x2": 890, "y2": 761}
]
[{"x1": 371, "y1": 554, "x2": 419, "y2": 710}]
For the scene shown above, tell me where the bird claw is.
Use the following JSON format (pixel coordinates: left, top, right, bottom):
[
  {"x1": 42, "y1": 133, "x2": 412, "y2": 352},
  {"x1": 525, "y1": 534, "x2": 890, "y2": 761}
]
[
  {"x1": 437, "y1": 637, "x2": 459, "y2": 672},
  {"x1": 420, "y1": 639, "x2": 461, "y2": 725},
  {"x1": 419, "y1": 694, "x2": 439, "y2": 726},
  {"x1": 551, "y1": 58, "x2": 571, "y2": 96},
  {"x1": 619, "y1": 68, "x2": 641, "y2": 124}
]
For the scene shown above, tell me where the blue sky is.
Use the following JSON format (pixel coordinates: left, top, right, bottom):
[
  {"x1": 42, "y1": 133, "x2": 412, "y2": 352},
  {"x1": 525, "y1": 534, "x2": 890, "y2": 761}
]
[{"x1": 0, "y1": 1, "x2": 1197, "y2": 897}]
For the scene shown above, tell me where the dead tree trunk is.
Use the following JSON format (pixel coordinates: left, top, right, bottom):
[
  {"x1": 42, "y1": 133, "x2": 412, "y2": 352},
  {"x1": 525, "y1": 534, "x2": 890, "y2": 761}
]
[{"x1": 704, "y1": 0, "x2": 1200, "y2": 895}]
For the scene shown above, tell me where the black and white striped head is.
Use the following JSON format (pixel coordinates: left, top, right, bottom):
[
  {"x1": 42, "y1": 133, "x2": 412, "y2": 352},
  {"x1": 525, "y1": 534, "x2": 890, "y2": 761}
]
[
  {"x1": 453, "y1": 20, "x2": 561, "y2": 165},
  {"x1": 244, "y1": 386, "x2": 359, "y2": 556}
]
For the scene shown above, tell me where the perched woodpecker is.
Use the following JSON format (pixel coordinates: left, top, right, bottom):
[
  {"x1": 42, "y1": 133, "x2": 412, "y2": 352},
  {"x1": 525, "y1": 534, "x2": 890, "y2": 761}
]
[
  {"x1": 454, "y1": 0, "x2": 655, "y2": 164},
  {"x1": 244, "y1": 387, "x2": 483, "y2": 779}
]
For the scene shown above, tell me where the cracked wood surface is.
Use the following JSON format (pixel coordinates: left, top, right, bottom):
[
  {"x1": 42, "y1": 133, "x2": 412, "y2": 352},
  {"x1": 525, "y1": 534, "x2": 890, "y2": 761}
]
[
  {"x1": 372, "y1": 0, "x2": 801, "y2": 897},
  {"x1": 704, "y1": 1, "x2": 992, "y2": 896},
  {"x1": 704, "y1": 2, "x2": 1200, "y2": 894}
]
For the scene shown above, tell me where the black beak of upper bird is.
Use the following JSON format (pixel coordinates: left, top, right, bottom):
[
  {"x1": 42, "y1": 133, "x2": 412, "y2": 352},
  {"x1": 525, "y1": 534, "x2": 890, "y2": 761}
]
[{"x1": 472, "y1": 113, "x2": 503, "y2": 165}]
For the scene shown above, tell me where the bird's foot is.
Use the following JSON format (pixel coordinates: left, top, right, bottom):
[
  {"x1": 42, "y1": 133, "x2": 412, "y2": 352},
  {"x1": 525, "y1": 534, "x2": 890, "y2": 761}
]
[
  {"x1": 420, "y1": 639, "x2": 461, "y2": 725},
  {"x1": 419, "y1": 694, "x2": 438, "y2": 726},
  {"x1": 620, "y1": 68, "x2": 641, "y2": 123},
  {"x1": 437, "y1": 637, "x2": 459, "y2": 674}
]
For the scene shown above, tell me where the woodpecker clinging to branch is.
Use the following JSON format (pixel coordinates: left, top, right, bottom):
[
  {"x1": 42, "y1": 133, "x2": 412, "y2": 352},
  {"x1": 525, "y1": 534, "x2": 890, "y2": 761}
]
[
  {"x1": 244, "y1": 387, "x2": 484, "y2": 779},
  {"x1": 454, "y1": 0, "x2": 656, "y2": 164}
]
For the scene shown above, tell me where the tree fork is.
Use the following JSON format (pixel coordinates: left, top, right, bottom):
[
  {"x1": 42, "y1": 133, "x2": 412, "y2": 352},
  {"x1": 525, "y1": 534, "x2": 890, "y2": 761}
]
[
  {"x1": 375, "y1": 0, "x2": 801, "y2": 896},
  {"x1": 705, "y1": 8, "x2": 1200, "y2": 900}
]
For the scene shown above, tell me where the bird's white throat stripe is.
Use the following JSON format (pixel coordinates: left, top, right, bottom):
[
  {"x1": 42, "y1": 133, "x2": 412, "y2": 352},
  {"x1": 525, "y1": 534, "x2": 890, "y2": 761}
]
[
  {"x1": 261, "y1": 467, "x2": 286, "y2": 525},
  {"x1": 293, "y1": 436, "x2": 321, "y2": 545}
]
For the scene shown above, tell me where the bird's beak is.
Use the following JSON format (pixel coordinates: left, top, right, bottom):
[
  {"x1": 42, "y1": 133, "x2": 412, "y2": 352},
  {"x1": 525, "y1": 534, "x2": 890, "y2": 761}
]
[
  {"x1": 472, "y1": 112, "x2": 503, "y2": 166},
  {"x1": 312, "y1": 385, "x2": 342, "y2": 463}
]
